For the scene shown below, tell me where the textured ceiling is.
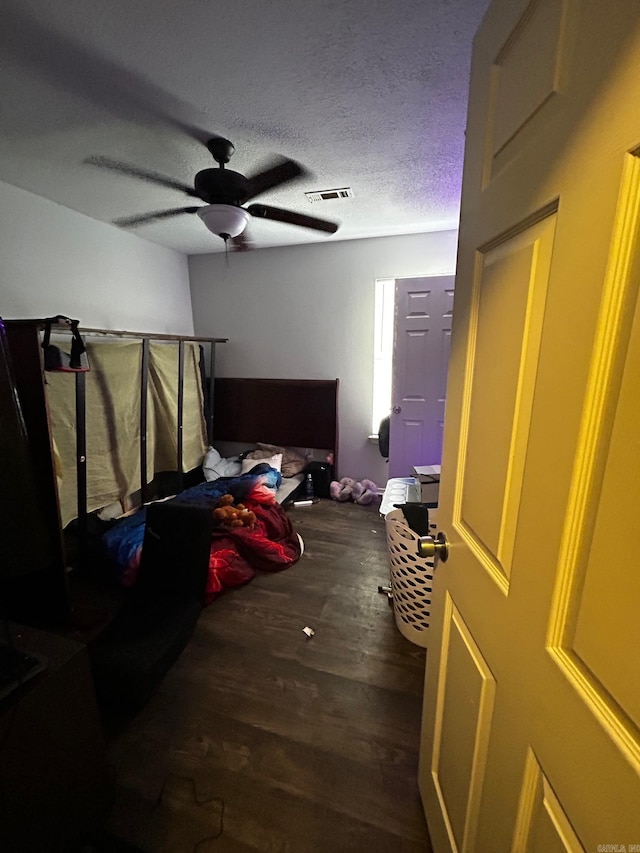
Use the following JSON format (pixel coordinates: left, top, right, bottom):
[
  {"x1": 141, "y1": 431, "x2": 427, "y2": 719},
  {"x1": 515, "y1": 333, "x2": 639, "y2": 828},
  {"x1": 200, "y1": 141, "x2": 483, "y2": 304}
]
[{"x1": 0, "y1": 0, "x2": 490, "y2": 254}]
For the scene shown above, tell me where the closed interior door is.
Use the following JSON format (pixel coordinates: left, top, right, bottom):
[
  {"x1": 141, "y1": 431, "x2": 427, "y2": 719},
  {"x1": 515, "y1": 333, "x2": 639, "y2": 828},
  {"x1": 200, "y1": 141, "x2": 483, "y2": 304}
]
[
  {"x1": 388, "y1": 275, "x2": 454, "y2": 478},
  {"x1": 420, "y1": 0, "x2": 640, "y2": 849}
]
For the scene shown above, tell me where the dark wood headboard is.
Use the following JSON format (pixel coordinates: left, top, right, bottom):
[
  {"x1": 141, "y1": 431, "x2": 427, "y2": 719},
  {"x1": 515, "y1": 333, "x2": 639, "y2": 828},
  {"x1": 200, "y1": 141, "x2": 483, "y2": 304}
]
[{"x1": 213, "y1": 378, "x2": 339, "y2": 472}]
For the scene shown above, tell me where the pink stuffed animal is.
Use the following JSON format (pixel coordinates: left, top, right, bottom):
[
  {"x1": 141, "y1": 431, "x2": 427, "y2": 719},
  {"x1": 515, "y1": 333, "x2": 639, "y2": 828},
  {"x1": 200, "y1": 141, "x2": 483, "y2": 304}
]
[
  {"x1": 330, "y1": 477, "x2": 356, "y2": 501},
  {"x1": 330, "y1": 477, "x2": 378, "y2": 504},
  {"x1": 352, "y1": 479, "x2": 379, "y2": 505}
]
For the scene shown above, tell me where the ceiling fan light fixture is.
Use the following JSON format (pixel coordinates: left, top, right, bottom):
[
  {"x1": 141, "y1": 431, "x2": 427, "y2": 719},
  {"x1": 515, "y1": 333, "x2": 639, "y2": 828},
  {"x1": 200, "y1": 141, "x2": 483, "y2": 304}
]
[{"x1": 196, "y1": 204, "x2": 249, "y2": 239}]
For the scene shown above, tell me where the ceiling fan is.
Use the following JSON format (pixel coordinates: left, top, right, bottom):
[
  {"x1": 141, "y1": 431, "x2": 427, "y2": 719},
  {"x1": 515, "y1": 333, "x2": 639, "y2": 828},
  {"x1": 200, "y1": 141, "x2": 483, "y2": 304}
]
[{"x1": 86, "y1": 137, "x2": 339, "y2": 249}]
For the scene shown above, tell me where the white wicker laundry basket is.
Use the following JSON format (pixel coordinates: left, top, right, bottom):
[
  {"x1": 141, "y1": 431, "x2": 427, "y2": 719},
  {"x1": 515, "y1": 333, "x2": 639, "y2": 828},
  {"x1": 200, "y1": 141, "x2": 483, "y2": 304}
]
[{"x1": 384, "y1": 508, "x2": 434, "y2": 648}]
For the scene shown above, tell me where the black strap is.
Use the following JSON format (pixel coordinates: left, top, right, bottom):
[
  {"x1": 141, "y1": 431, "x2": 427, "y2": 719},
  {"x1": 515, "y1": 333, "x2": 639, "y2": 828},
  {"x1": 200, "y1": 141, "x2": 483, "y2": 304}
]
[
  {"x1": 42, "y1": 315, "x2": 86, "y2": 368},
  {"x1": 42, "y1": 315, "x2": 74, "y2": 348},
  {"x1": 69, "y1": 320, "x2": 87, "y2": 369}
]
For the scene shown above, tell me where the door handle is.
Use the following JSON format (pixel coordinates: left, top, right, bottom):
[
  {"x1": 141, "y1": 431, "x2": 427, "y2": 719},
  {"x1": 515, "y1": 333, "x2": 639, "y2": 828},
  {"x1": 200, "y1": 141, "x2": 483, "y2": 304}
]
[
  {"x1": 417, "y1": 531, "x2": 449, "y2": 567},
  {"x1": 392, "y1": 405, "x2": 402, "y2": 414}
]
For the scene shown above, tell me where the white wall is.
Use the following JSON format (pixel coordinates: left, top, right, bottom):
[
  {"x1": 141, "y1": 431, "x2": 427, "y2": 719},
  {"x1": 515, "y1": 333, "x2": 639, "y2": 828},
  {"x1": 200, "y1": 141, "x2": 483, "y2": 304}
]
[
  {"x1": 0, "y1": 180, "x2": 193, "y2": 334},
  {"x1": 189, "y1": 230, "x2": 458, "y2": 485}
]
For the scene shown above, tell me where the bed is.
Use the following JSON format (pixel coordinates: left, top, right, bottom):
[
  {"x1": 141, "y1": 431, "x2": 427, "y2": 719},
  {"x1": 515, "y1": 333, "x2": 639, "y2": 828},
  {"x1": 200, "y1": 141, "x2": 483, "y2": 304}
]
[
  {"x1": 211, "y1": 376, "x2": 339, "y2": 499},
  {"x1": 212, "y1": 377, "x2": 340, "y2": 474},
  {"x1": 99, "y1": 376, "x2": 340, "y2": 602}
]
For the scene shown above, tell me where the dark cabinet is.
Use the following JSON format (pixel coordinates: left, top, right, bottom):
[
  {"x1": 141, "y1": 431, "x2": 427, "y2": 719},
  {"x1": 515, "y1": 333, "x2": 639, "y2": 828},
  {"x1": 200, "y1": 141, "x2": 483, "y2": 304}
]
[{"x1": 0, "y1": 625, "x2": 112, "y2": 850}]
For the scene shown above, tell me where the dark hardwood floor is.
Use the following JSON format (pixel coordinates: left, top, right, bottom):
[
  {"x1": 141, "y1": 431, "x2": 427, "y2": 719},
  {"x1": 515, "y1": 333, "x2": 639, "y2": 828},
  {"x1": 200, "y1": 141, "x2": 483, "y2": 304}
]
[{"x1": 103, "y1": 499, "x2": 432, "y2": 852}]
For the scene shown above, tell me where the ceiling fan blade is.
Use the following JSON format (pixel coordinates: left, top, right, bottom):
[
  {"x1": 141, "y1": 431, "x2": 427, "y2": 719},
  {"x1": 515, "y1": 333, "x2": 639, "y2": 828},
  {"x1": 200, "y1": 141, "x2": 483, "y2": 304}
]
[
  {"x1": 171, "y1": 122, "x2": 223, "y2": 146},
  {"x1": 86, "y1": 156, "x2": 199, "y2": 198},
  {"x1": 114, "y1": 207, "x2": 201, "y2": 227},
  {"x1": 3, "y1": 4, "x2": 221, "y2": 147},
  {"x1": 247, "y1": 203, "x2": 339, "y2": 234},
  {"x1": 244, "y1": 159, "x2": 308, "y2": 201}
]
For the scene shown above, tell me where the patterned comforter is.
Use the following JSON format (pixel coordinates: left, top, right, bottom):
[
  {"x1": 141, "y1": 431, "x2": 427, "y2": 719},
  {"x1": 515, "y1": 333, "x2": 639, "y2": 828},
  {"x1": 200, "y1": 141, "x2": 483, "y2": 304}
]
[{"x1": 101, "y1": 465, "x2": 302, "y2": 603}]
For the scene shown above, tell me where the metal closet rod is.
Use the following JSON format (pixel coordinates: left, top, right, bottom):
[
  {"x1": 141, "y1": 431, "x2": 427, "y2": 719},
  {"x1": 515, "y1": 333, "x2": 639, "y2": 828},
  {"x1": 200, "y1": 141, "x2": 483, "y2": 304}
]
[
  {"x1": 5, "y1": 318, "x2": 227, "y2": 343},
  {"x1": 52, "y1": 324, "x2": 227, "y2": 344}
]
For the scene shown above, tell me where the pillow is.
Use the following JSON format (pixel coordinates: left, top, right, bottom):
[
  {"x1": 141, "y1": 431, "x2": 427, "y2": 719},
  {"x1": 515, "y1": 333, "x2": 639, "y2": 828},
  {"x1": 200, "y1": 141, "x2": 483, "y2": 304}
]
[
  {"x1": 241, "y1": 452, "x2": 282, "y2": 475},
  {"x1": 203, "y1": 446, "x2": 242, "y2": 481},
  {"x1": 203, "y1": 445, "x2": 221, "y2": 471},
  {"x1": 254, "y1": 442, "x2": 307, "y2": 477}
]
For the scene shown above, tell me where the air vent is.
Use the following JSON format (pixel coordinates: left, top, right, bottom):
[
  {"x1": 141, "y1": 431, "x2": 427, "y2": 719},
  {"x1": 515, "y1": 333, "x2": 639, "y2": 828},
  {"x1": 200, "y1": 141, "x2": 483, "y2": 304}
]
[{"x1": 305, "y1": 187, "x2": 354, "y2": 203}]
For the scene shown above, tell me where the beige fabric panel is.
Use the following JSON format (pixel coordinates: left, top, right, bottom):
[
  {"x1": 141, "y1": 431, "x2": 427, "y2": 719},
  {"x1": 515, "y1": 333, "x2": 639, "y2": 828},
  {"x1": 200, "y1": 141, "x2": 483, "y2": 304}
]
[
  {"x1": 46, "y1": 340, "x2": 207, "y2": 527},
  {"x1": 148, "y1": 342, "x2": 208, "y2": 475}
]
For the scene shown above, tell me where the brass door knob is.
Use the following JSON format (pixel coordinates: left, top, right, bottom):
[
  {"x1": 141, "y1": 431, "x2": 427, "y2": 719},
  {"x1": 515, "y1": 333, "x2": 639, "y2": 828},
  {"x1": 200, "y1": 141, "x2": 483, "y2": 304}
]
[{"x1": 417, "y1": 531, "x2": 449, "y2": 566}]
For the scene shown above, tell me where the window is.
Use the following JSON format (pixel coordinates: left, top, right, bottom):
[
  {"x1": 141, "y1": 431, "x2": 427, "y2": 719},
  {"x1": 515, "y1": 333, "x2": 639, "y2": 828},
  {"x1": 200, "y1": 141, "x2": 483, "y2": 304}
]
[{"x1": 372, "y1": 278, "x2": 394, "y2": 435}]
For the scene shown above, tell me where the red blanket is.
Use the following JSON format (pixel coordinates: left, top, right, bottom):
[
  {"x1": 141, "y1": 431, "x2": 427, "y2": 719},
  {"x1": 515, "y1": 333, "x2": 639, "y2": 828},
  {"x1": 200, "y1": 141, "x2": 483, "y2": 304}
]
[{"x1": 205, "y1": 486, "x2": 301, "y2": 604}]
